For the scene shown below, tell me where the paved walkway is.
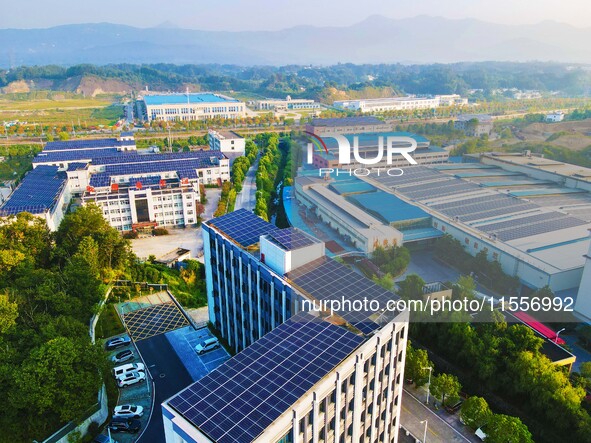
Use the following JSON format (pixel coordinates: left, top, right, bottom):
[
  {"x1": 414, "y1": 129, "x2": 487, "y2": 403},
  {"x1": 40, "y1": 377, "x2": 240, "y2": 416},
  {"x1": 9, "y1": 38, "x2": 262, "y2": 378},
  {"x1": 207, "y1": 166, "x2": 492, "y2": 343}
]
[{"x1": 401, "y1": 386, "x2": 480, "y2": 443}]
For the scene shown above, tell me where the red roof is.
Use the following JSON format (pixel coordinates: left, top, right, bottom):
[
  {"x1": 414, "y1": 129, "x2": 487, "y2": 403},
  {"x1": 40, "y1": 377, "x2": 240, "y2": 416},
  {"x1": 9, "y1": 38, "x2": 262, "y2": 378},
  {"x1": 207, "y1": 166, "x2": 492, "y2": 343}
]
[{"x1": 513, "y1": 311, "x2": 566, "y2": 345}]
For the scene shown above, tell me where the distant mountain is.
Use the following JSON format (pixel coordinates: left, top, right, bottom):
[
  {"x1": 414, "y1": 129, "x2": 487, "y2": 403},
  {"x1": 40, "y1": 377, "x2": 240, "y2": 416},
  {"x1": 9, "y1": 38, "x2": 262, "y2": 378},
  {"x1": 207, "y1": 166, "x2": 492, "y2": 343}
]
[{"x1": 2, "y1": 16, "x2": 591, "y2": 67}]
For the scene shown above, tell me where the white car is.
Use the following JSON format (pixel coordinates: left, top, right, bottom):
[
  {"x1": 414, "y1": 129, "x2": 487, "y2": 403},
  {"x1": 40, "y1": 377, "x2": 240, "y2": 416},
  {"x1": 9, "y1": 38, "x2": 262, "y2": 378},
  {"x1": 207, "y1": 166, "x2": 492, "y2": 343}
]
[
  {"x1": 117, "y1": 371, "x2": 146, "y2": 388},
  {"x1": 113, "y1": 404, "x2": 144, "y2": 419},
  {"x1": 195, "y1": 337, "x2": 220, "y2": 355},
  {"x1": 113, "y1": 363, "x2": 145, "y2": 379},
  {"x1": 475, "y1": 427, "x2": 488, "y2": 441}
]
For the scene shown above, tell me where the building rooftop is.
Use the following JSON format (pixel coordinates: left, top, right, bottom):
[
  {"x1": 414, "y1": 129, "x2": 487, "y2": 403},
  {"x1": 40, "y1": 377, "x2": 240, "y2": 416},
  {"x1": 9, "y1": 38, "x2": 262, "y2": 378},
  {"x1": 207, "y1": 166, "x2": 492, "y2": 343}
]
[
  {"x1": 456, "y1": 114, "x2": 493, "y2": 123},
  {"x1": 348, "y1": 190, "x2": 430, "y2": 224},
  {"x1": 310, "y1": 116, "x2": 386, "y2": 127},
  {"x1": 287, "y1": 256, "x2": 398, "y2": 334},
  {"x1": 0, "y1": 166, "x2": 66, "y2": 215},
  {"x1": 210, "y1": 130, "x2": 243, "y2": 140},
  {"x1": 143, "y1": 93, "x2": 239, "y2": 106},
  {"x1": 265, "y1": 227, "x2": 321, "y2": 251},
  {"x1": 167, "y1": 311, "x2": 364, "y2": 443},
  {"x1": 205, "y1": 208, "x2": 279, "y2": 248},
  {"x1": 42, "y1": 138, "x2": 135, "y2": 152}
]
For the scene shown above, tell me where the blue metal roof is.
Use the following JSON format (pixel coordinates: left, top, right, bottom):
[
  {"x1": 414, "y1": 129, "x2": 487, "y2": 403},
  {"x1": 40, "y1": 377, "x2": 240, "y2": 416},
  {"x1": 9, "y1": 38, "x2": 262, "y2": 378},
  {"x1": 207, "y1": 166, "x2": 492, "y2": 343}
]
[
  {"x1": 0, "y1": 166, "x2": 66, "y2": 215},
  {"x1": 33, "y1": 148, "x2": 121, "y2": 163},
  {"x1": 42, "y1": 138, "x2": 135, "y2": 152},
  {"x1": 347, "y1": 190, "x2": 429, "y2": 224},
  {"x1": 143, "y1": 93, "x2": 239, "y2": 106}
]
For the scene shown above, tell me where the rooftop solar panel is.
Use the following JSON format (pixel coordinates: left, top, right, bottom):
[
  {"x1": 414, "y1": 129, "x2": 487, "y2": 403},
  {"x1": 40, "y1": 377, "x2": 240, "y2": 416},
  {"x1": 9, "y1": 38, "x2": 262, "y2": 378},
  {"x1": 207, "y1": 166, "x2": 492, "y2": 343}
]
[
  {"x1": 0, "y1": 166, "x2": 66, "y2": 215},
  {"x1": 287, "y1": 256, "x2": 397, "y2": 333},
  {"x1": 266, "y1": 228, "x2": 321, "y2": 251},
  {"x1": 206, "y1": 209, "x2": 279, "y2": 247},
  {"x1": 168, "y1": 312, "x2": 364, "y2": 443},
  {"x1": 42, "y1": 138, "x2": 135, "y2": 151}
]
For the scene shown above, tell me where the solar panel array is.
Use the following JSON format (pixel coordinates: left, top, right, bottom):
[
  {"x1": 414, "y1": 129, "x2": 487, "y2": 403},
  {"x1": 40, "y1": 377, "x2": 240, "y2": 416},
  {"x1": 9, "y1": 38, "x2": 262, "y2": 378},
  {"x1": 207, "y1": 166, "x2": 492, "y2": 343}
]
[
  {"x1": 479, "y1": 213, "x2": 588, "y2": 242},
  {"x1": 0, "y1": 166, "x2": 66, "y2": 215},
  {"x1": 399, "y1": 180, "x2": 481, "y2": 200},
  {"x1": 207, "y1": 209, "x2": 279, "y2": 247},
  {"x1": 288, "y1": 257, "x2": 397, "y2": 334},
  {"x1": 66, "y1": 162, "x2": 89, "y2": 171},
  {"x1": 168, "y1": 312, "x2": 364, "y2": 443},
  {"x1": 371, "y1": 165, "x2": 441, "y2": 187},
  {"x1": 43, "y1": 138, "x2": 135, "y2": 151},
  {"x1": 431, "y1": 195, "x2": 505, "y2": 211},
  {"x1": 267, "y1": 228, "x2": 320, "y2": 251},
  {"x1": 96, "y1": 151, "x2": 225, "y2": 166},
  {"x1": 459, "y1": 204, "x2": 539, "y2": 222},
  {"x1": 34, "y1": 148, "x2": 121, "y2": 163}
]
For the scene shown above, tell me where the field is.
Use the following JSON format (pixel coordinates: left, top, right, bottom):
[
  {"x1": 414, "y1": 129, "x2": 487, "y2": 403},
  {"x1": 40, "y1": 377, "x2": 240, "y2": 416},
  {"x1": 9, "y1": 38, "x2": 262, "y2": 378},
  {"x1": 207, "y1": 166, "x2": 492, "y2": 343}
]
[{"x1": 0, "y1": 93, "x2": 122, "y2": 126}]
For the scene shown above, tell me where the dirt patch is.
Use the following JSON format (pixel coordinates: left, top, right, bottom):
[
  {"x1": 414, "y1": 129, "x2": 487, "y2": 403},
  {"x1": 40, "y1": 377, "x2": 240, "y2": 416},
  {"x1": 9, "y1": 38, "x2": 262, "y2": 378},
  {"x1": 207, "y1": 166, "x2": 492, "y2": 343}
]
[{"x1": 514, "y1": 119, "x2": 591, "y2": 150}]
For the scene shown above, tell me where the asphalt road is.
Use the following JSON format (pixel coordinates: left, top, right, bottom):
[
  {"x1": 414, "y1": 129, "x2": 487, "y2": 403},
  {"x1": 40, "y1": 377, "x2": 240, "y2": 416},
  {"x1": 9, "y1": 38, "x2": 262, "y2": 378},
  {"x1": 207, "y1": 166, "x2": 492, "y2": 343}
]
[
  {"x1": 401, "y1": 389, "x2": 476, "y2": 443},
  {"x1": 234, "y1": 157, "x2": 259, "y2": 212},
  {"x1": 136, "y1": 333, "x2": 194, "y2": 443}
]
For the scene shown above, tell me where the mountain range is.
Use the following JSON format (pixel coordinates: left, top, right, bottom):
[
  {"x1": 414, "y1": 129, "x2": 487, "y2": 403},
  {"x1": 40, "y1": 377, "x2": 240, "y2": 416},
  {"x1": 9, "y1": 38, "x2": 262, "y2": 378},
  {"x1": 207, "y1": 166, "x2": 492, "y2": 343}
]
[{"x1": 1, "y1": 15, "x2": 591, "y2": 67}]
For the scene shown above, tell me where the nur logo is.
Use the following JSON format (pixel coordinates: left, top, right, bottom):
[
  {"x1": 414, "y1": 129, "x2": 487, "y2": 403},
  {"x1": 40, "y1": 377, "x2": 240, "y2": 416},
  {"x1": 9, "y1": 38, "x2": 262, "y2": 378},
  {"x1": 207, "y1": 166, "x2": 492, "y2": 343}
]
[{"x1": 305, "y1": 131, "x2": 418, "y2": 165}]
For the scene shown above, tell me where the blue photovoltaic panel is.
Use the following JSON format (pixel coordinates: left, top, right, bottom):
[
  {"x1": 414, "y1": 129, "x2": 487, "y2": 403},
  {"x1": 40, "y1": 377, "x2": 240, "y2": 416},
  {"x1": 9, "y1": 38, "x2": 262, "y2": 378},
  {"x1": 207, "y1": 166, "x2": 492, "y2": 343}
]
[
  {"x1": 287, "y1": 256, "x2": 397, "y2": 333},
  {"x1": 167, "y1": 312, "x2": 364, "y2": 443},
  {"x1": 66, "y1": 162, "x2": 89, "y2": 171},
  {"x1": 266, "y1": 227, "x2": 320, "y2": 251},
  {"x1": 42, "y1": 138, "x2": 135, "y2": 151},
  {"x1": 0, "y1": 166, "x2": 66, "y2": 215},
  {"x1": 33, "y1": 148, "x2": 121, "y2": 163},
  {"x1": 96, "y1": 151, "x2": 225, "y2": 167},
  {"x1": 207, "y1": 209, "x2": 279, "y2": 247}
]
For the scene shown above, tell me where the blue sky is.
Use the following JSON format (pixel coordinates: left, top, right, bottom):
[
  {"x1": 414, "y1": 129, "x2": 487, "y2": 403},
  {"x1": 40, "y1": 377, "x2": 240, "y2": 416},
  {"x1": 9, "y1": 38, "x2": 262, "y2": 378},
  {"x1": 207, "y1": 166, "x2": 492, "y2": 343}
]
[{"x1": 3, "y1": 0, "x2": 591, "y2": 30}]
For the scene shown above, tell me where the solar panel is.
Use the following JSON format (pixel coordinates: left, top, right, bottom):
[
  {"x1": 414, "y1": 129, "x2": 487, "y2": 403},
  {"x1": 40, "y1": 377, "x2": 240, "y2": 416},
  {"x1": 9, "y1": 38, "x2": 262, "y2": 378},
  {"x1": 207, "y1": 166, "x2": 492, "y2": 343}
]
[
  {"x1": 266, "y1": 227, "x2": 320, "y2": 251},
  {"x1": 0, "y1": 166, "x2": 66, "y2": 215},
  {"x1": 167, "y1": 312, "x2": 364, "y2": 443},
  {"x1": 207, "y1": 209, "x2": 279, "y2": 247},
  {"x1": 287, "y1": 256, "x2": 398, "y2": 333}
]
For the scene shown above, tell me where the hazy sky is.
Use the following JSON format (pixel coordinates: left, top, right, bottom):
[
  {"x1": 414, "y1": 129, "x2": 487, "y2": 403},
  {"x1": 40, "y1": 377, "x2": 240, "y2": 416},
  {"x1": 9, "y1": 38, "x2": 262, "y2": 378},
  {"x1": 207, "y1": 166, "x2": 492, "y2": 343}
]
[{"x1": 3, "y1": 0, "x2": 591, "y2": 30}]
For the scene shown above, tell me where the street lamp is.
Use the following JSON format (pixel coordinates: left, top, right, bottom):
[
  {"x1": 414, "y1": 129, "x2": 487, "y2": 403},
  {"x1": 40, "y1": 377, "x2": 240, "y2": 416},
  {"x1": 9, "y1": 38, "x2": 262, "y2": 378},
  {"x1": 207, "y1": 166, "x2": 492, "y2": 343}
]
[
  {"x1": 422, "y1": 366, "x2": 433, "y2": 404},
  {"x1": 556, "y1": 327, "x2": 566, "y2": 344},
  {"x1": 420, "y1": 419, "x2": 428, "y2": 443}
]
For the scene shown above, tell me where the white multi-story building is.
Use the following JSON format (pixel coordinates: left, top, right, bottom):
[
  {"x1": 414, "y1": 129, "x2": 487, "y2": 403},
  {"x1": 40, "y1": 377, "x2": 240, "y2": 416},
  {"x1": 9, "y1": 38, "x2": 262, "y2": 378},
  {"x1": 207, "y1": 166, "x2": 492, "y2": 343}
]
[
  {"x1": 333, "y1": 95, "x2": 467, "y2": 113},
  {"x1": 208, "y1": 129, "x2": 246, "y2": 155},
  {"x1": 249, "y1": 96, "x2": 321, "y2": 111},
  {"x1": 141, "y1": 93, "x2": 246, "y2": 122},
  {"x1": 163, "y1": 209, "x2": 409, "y2": 443}
]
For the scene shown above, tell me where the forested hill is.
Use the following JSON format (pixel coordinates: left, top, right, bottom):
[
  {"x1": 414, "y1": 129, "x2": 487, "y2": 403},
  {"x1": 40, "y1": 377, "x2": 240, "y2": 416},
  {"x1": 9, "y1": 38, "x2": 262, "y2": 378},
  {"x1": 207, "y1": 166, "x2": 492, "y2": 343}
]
[{"x1": 1, "y1": 62, "x2": 590, "y2": 99}]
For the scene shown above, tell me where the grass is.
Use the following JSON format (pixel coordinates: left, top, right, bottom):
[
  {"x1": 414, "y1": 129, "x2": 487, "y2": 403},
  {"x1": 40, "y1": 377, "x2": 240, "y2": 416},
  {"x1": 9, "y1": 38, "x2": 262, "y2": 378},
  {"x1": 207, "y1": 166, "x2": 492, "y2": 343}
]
[{"x1": 95, "y1": 303, "x2": 125, "y2": 340}]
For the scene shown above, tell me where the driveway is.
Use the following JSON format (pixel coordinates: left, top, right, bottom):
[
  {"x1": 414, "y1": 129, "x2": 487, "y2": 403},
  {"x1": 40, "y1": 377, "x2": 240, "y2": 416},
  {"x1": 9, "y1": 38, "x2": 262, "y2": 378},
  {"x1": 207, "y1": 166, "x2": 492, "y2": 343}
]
[{"x1": 235, "y1": 158, "x2": 258, "y2": 211}]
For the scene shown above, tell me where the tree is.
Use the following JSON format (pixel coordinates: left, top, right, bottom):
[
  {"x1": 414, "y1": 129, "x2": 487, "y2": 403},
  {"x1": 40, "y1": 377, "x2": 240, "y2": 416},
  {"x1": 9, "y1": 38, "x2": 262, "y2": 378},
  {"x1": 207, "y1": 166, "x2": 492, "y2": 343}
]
[
  {"x1": 0, "y1": 293, "x2": 18, "y2": 334},
  {"x1": 11, "y1": 337, "x2": 104, "y2": 430},
  {"x1": 397, "y1": 274, "x2": 425, "y2": 301},
  {"x1": 486, "y1": 414, "x2": 533, "y2": 443},
  {"x1": 453, "y1": 275, "x2": 476, "y2": 301},
  {"x1": 405, "y1": 343, "x2": 433, "y2": 387},
  {"x1": 580, "y1": 361, "x2": 591, "y2": 380},
  {"x1": 460, "y1": 396, "x2": 492, "y2": 430},
  {"x1": 430, "y1": 373, "x2": 461, "y2": 405}
]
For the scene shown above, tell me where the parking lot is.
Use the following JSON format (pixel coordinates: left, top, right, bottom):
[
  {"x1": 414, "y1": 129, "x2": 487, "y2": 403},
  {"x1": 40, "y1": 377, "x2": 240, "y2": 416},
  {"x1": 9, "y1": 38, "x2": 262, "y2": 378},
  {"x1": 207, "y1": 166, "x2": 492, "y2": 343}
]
[
  {"x1": 123, "y1": 302, "x2": 190, "y2": 341},
  {"x1": 101, "y1": 334, "x2": 152, "y2": 443}
]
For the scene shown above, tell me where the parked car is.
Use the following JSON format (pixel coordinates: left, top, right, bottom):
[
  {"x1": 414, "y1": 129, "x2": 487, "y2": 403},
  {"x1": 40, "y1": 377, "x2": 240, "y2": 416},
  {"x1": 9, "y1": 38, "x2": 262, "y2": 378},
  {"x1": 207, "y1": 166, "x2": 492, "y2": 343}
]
[
  {"x1": 107, "y1": 418, "x2": 142, "y2": 434},
  {"x1": 444, "y1": 398, "x2": 463, "y2": 414},
  {"x1": 475, "y1": 426, "x2": 488, "y2": 441},
  {"x1": 113, "y1": 404, "x2": 144, "y2": 419},
  {"x1": 112, "y1": 349, "x2": 134, "y2": 364},
  {"x1": 113, "y1": 363, "x2": 145, "y2": 378},
  {"x1": 94, "y1": 435, "x2": 120, "y2": 443},
  {"x1": 105, "y1": 336, "x2": 131, "y2": 350},
  {"x1": 195, "y1": 337, "x2": 220, "y2": 355},
  {"x1": 117, "y1": 371, "x2": 146, "y2": 388}
]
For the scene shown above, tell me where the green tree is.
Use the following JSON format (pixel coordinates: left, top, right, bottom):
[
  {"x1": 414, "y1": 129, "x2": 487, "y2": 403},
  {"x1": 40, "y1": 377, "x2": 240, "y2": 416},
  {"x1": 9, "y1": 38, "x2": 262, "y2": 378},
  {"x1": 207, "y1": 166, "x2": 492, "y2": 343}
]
[
  {"x1": 397, "y1": 274, "x2": 425, "y2": 301},
  {"x1": 430, "y1": 373, "x2": 461, "y2": 405},
  {"x1": 460, "y1": 396, "x2": 492, "y2": 430},
  {"x1": 453, "y1": 275, "x2": 476, "y2": 301},
  {"x1": 405, "y1": 343, "x2": 433, "y2": 387},
  {"x1": 0, "y1": 293, "x2": 18, "y2": 334},
  {"x1": 486, "y1": 414, "x2": 533, "y2": 443}
]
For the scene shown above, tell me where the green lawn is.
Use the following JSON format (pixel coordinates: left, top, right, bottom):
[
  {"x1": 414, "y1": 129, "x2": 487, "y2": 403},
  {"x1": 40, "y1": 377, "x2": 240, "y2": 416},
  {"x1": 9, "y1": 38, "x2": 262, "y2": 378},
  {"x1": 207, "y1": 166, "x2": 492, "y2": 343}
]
[{"x1": 95, "y1": 303, "x2": 125, "y2": 340}]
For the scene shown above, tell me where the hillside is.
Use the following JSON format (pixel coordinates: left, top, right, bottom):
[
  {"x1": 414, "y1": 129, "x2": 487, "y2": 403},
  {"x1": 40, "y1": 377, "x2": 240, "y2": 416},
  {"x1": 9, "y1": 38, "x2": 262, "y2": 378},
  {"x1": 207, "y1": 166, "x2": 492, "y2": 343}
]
[{"x1": 3, "y1": 17, "x2": 591, "y2": 66}]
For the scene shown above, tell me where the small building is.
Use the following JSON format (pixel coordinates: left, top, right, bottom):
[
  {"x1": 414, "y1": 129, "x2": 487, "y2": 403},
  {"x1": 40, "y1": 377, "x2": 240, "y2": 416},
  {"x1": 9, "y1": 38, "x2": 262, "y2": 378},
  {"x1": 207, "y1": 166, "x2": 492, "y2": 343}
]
[
  {"x1": 546, "y1": 111, "x2": 565, "y2": 123},
  {"x1": 208, "y1": 129, "x2": 245, "y2": 155},
  {"x1": 422, "y1": 281, "x2": 452, "y2": 303},
  {"x1": 455, "y1": 114, "x2": 493, "y2": 137},
  {"x1": 154, "y1": 248, "x2": 191, "y2": 267}
]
